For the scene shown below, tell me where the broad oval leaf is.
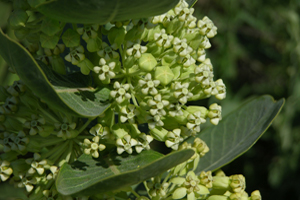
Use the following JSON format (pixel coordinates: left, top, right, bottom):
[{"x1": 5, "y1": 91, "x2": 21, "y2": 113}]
[
  {"x1": 56, "y1": 149, "x2": 194, "y2": 196},
  {"x1": 34, "y1": 0, "x2": 180, "y2": 24},
  {"x1": 0, "y1": 29, "x2": 110, "y2": 117},
  {"x1": 186, "y1": 95, "x2": 284, "y2": 173}
]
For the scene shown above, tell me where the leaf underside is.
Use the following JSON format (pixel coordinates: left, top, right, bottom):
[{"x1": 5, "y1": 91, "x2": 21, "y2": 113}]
[
  {"x1": 186, "y1": 95, "x2": 284, "y2": 174},
  {"x1": 0, "y1": 29, "x2": 110, "y2": 117},
  {"x1": 56, "y1": 149, "x2": 194, "y2": 196},
  {"x1": 35, "y1": 0, "x2": 180, "y2": 24}
]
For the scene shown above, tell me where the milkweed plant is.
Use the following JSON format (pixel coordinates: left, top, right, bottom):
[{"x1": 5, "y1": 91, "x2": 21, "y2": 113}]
[{"x1": 0, "y1": 0, "x2": 284, "y2": 200}]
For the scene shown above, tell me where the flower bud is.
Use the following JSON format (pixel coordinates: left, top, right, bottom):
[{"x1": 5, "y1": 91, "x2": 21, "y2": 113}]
[
  {"x1": 207, "y1": 195, "x2": 229, "y2": 200},
  {"x1": 154, "y1": 66, "x2": 174, "y2": 86},
  {"x1": 40, "y1": 34, "x2": 59, "y2": 49},
  {"x1": 212, "y1": 176, "x2": 230, "y2": 190},
  {"x1": 62, "y1": 29, "x2": 81, "y2": 47},
  {"x1": 41, "y1": 18, "x2": 61, "y2": 36},
  {"x1": 249, "y1": 190, "x2": 261, "y2": 200},
  {"x1": 150, "y1": 127, "x2": 168, "y2": 141},
  {"x1": 8, "y1": 9, "x2": 28, "y2": 28},
  {"x1": 138, "y1": 53, "x2": 157, "y2": 72}
]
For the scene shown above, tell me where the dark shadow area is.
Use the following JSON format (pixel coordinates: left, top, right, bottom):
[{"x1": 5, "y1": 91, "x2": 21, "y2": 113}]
[{"x1": 70, "y1": 160, "x2": 89, "y2": 171}]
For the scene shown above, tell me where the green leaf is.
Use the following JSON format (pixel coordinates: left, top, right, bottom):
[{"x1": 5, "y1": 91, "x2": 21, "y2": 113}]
[
  {"x1": 0, "y1": 182, "x2": 28, "y2": 200},
  {"x1": 0, "y1": 29, "x2": 110, "y2": 117},
  {"x1": 187, "y1": 95, "x2": 284, "y2": 173},
  {"x1": 34, "y1": 0, "x2": 180, "y2": 24},
  {"x1": 185, "y1": 0, "x2": 198, "y2": 7},
  {"x1": 56, "y1": 149, "x2": 194, "y2": 196}
]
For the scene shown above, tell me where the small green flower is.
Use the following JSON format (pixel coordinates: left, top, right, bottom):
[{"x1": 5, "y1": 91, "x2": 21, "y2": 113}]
[
  {"x1": 194, "y1": 62, "x2": 214, "y2": 86},
  {"x1": 65, "y1": 45, "x2": 85, "y2": 65},
  {"x1": 77, "y1": 24, "x2": 99, "y2": 40},
  {"x1": 186, "y1": 111, "x2": 206, "y2": 134},
  {"x1": 98, "y1": 42, "x2": 119, "y2": 61},
  {"x1": 24, "y1": 114, "x2": 45, "y2": 136},
  {"x1": 89, "y1": 124, "x2": 110, "y2": 139},
  {"x1": 172, "y1": 82, "x2": 193, "y2": 104},
  {"x1": 249, "y1": 190, "x2": 261, "y2": 200},
  {"x1": 135, "y1": 133, "x2": 153, "y2": 153},
  {"x1": 110, "y1": 82, "x2": 131, "y2": 103},
  {"x1": 1, "y1": 96, "x2": 19, "y2": 114},
  {"x1": 120, "y1": 104, "x2": 139, "y2": 124},
  {"x1": 46, "y1": 166, "x2": 59, "y2": 180},
  {"x1": 94, "y1": 58, "x2": 116, "y2": 83},
  {"x1": 208, "y1": 103, "x2": 222, "y2": 125},
  {"x1": 6, "y1": 81, "x2": 26, "y2": 96},
  {"x1": 211, "y1": 79, "x2": 226, "y2": 100},
  {"x1": 147, "y1": 94, "x2": 169, "y2": 117},
  {"x1": 0, "y1": 160, "x2": 13, "y2": 181},
  {"x1": 177, "y1": 54, "x2": 196, "y2": 67},
  {"x1": 147, "y1": 176, "x2": 169, "y2": 197},
  {"x1": 9, "y1": 130, "x2": 30, "y2": 152},
  {"x1": 168, "y1": 103, "x2": 183, "y2": 117},
  {"x1": 173, "y1": 37, "x2": 193, "y2": 57},
  {"x1": 174, "y1": 1, "x2": 194, "y2": 22},
  {"x1": 229, "y1": 174, "x2": 246, "y2": 193},
  {"x1": 54, "y1": 117, "x2": 77, "y2": 139},
  {"x1": 19, "y1": 174, "x2": 37, "y2": 192},
  {"x1": 138, "y1": 73, "x2": 160, "y2": 95},
  {"x1": 116, "y1": 134, "x2": 138, "y2": 154},
  {"x1": 199, "y1": 171, "x2": 213, "y2": 188},
  {"x1": 25, "y1": 153, "x2": 49, "y2": 175},
  {"x1": 171, "y1": 171, "x2": 210, "y2": 200},
  {"x1": 154, "y1": 29, "x2": 174, "y2": 48},
  {"x1": 165, "y1": 128, "x2": 183, "y2": 150},
  {"x1": 126, "y1": 43, "x2": 147, "y2": 58},
  {"x1": 83, "y1": 136, "x2": 106, "y2": 158},
  {"x1": 196, "y1": 48, "x2": 206, "y2": 62},
  {"x1": 197, "y1": 16, "x2": 217, "y2": 38}
]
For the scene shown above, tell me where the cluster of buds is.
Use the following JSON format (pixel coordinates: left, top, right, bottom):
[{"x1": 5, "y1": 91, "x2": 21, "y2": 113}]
[{"x1": 0, "y1": 0, "x2": 264, "y2": 200}]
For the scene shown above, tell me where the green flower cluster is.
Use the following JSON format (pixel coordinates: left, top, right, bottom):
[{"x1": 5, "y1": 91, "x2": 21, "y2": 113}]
[
  {"x1": 144, "y1": 139, "x2": 261, "y2": 200},
  {"x1": 0, "y1": 0, "x2": 261, "y2": 199}
]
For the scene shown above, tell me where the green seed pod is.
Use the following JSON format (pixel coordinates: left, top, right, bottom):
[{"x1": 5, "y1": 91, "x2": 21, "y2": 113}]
[
  {"x1": 138, "y1": 53, "x2": 157, "y2": 72},
  {"x1": 8, "y1": 9, "x2": 28, "y2": 28},
  {"x1": 154, "y1": 65, "x2": 174, "y2": 86}
]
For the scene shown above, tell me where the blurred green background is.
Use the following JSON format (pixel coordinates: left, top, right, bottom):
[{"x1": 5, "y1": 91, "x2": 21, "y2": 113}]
[
  {"x1": 194, "y1": 0, "x2": 300, "y2": 199},
  {"x1": 1, "y1": 0, "x2": 300, "y2": 199}
]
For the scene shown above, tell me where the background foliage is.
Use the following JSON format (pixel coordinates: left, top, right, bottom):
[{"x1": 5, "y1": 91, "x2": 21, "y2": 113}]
[
  {"x1": 193, "y1": 0, "x2": 300, "y2": 199},
  {"x1": 0, "y1": 0, "x2": 298, "y2": 199}
]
